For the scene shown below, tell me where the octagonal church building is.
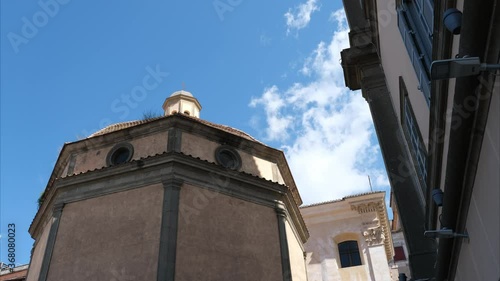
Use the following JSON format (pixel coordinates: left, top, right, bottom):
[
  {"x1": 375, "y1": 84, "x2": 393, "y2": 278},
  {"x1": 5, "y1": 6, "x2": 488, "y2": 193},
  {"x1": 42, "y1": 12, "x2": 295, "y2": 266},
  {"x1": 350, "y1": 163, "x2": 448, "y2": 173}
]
[{"x1": 26, "y1": 91, "x2": 309, "y2": 281}]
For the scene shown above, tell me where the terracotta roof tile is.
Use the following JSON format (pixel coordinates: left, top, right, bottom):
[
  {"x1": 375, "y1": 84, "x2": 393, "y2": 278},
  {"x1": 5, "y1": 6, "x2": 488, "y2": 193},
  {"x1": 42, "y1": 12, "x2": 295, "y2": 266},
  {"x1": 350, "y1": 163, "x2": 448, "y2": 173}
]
[
  {"x1": 88, "y1": 117, "x2": 163, "y2": 137},
  {"x1": 300, "y1": 191, "x2": 385, "y2": 208},
  {"x1": 87, "y1": 113, "x2": 262, "y2": 143}
]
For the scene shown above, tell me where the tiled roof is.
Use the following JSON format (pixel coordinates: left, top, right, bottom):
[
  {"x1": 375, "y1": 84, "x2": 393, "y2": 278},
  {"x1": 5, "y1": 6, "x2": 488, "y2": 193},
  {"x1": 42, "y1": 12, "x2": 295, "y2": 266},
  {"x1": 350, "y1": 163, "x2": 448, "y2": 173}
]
[
  {"x1": 300, "y1": 191, "x2": 385, "y2": 208},
  {"x1": 88, "y1": 117, "x2": 163, "y2": 137},
  {"x1": 180, "y1": 114, "x2": 262, "y2": 143},
  {"x1": 87, "y1": 114, "x2": 262, "y2": 143},
  {"x1": 61, "y1": 150, "x2": 284, "y2": 187}
]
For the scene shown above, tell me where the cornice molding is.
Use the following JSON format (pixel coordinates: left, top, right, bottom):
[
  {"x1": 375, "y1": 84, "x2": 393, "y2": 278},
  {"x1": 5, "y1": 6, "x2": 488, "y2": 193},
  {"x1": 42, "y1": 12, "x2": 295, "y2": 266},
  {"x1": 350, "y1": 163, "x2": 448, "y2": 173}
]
[
  {"x1": 350, "y1": 198, "x2": 394, "y2": 261},
  {"x1": 29, "y1": 152, "x2": 307, "y2": 242}
]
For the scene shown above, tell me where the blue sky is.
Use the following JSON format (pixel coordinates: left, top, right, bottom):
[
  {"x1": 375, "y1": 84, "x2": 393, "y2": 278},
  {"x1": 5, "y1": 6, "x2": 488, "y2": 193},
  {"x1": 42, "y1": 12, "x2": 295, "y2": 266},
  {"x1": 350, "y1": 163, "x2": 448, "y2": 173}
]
[{"x1": 1, "y1": 0, "x2": 390, "y2": 266}]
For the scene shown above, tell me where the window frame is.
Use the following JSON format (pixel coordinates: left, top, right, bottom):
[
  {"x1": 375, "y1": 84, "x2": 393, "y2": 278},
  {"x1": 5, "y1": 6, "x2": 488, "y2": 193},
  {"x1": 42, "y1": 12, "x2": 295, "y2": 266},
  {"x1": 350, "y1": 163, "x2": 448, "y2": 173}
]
[
  {"x1": 399, "y1": 77, "x2": 428, "y2": 197},
  {"x1": 338, "y1": 240, "x2": 362, "y2": 268},
  {"x1": 106, "y1": 142, "x2": 134, "y2": 166},
  {"x1": 396, "y1": 1, "x2": 433, "y2": 105}
]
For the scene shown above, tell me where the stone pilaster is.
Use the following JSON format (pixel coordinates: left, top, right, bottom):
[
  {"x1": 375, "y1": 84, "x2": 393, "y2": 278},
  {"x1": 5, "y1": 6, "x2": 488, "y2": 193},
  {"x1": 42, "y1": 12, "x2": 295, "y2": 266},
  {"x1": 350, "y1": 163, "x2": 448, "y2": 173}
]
[
  {"x1": 157, "y1": 178, "x2": 183, "y2": 281},
  {"x1": 275, "y1": 201, "x2": 292, "y2": 281},
  {"x1": 38, "y1": 203, "x2": 64, "y2": 281}
]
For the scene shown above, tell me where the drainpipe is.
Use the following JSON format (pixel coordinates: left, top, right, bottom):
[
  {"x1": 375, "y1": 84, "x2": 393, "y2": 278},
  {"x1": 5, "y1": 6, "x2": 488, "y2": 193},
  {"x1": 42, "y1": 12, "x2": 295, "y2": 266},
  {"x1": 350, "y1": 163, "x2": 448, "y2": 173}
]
[
  {"x1": 426, "y1": 0, "x2": 455, "y2": 231},
  {"x1": 434, "y1": 0, "x2": 496, "y2": 279}
]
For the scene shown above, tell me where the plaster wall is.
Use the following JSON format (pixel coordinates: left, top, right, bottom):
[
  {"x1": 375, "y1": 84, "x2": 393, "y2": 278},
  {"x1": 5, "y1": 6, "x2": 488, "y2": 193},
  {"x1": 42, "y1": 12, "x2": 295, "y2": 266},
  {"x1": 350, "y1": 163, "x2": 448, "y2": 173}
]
[
  {"x1": 286, "y1": 220, "x2": 307, "y2": 281},
  {"x1": 164, "y1": 100, "x2": 181, "y2": 114},
  {"x1": 338, "y1": 264, "x2": 369, "y2": 280},
  {"x1": 175, "y1": 183, "x2": 282, "y2": 281},
  {"x1": 179, "y1": 100, "x2": 199, "y2": 116},
  {"x1": 303, "y1": 200, "x2": 392, "y2": 281},
  {"x1": 26, "y1": 220, "x2": 51, "y2": 281},
  {"x1": 240, "y1": 150, "x2": 284, "y2": 184},
  {"x1": 368, "y1": 245, "x2": 392, "y2": 280},
  {"x1": 69, "y1": 131, "x2": 168, "y2": 175},
  {"x1": 455, "y1": 86, "x2": 500, "y2": 281},
  {"x1": 181, "y1": 132, "x2": 219, "y2": 163},
  {"x1": 164, "y1": 99, "x2": 200, "y2": 117},
  {"x1": 304, "y1": 217, "x2": 371, "y2": 281},
  {"x1": 45, "y1": 184, "x2": 163, "y2": 281},
  {"x1": 376, "y1": 0, "x2": 430, "y2": 146},
  {"x1": 181, "y1": 132, "x2": 284, "y2": 183}
]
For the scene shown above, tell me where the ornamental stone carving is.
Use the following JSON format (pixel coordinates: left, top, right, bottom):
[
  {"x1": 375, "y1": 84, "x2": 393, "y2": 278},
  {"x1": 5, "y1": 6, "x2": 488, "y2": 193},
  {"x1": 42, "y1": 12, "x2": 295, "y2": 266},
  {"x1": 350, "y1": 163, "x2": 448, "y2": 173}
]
[
  {"x1": 350, "y1": 202, "x2": 378, "y2": 213},
  {"x1": 363, "y1": 227, "x2": 385, "y2": 246}
]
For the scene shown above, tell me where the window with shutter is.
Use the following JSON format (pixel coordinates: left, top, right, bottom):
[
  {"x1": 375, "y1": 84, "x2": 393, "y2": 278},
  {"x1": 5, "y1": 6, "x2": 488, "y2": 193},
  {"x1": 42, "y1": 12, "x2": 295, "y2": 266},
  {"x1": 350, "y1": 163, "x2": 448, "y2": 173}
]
[
  {"x1": 394, "y1": 246, "x2": 407, "y2": 261},
  {"x1": 397, "y1": 2, "x2": 433, "y2": 105}
]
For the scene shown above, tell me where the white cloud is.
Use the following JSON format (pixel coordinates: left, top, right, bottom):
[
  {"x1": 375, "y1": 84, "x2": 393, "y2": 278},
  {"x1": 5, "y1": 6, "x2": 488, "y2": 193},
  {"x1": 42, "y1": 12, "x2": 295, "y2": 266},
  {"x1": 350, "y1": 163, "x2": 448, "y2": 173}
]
[
  {"x1": 284, "y1": 0, "x2": 320, "y2": 35},
  {"x1": 249, "y1": 85, "x2": 294, "y2": 141},
  {"x1": 250, "y1": 9, "x2": 390, "y2": 204}
]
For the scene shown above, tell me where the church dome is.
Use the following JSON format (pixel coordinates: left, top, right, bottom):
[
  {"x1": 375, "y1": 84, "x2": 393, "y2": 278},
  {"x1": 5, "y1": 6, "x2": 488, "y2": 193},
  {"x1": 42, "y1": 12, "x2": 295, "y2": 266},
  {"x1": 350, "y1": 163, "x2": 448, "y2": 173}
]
[
  {"x1": 88, "y1": 90, "x2": 259, "y2": 142},
  {"x1": 87, "y1": 115, "x2": 261, "y2": 143},
  {"x1": 170, "y1": 90, "x2": 193, "y2": 97}
]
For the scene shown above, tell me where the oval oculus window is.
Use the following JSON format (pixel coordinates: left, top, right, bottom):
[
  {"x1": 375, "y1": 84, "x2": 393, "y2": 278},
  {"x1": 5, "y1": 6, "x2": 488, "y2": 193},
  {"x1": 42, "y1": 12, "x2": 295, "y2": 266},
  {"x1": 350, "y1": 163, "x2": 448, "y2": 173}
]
[
  {"x1": 215, "y1": 146, "x2": 241, "y2": 170},
  {"x1": 107, "y1": 143, "x2": 134, "y2": 166}
]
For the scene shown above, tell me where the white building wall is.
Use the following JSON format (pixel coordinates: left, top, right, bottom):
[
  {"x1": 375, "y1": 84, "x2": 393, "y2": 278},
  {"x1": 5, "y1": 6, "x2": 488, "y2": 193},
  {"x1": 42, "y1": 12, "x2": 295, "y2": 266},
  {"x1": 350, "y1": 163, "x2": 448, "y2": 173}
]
[
  {"x1": 455, "y1": 86, "x2": 500, "y2": 281},
  {"x1": 375, "y1": 0, "x2": 430, "y2": 145},
  {"x1": 302, "y1": 194, "x2": 393, "y2": 281},
  {"x1": 286, "y1": 220, "x2": 308, "y2": 281},
  {"x1": 368, "y1": 245, "x2": 392, "y2": 280}
]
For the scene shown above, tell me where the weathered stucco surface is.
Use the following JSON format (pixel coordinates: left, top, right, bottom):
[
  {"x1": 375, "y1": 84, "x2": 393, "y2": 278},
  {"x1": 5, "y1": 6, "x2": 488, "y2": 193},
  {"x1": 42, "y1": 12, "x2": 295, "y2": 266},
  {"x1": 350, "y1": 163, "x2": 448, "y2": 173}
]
[
  {"x1": 176, "y1": 183, "x2": 282, "y2": 281},
  {"x1": 181, "y1": 132, "x2": 285, "y2": 183},
  {"x1": 455, "y1": 86, "x2": 500, "y2": 281},
  {"x1": 26, "y1": 220, "x2": 51, "y2": 281},
  {"x1": 286, "y1": 220, "x2": 307, "y2": 281},
  {"x1": 69, "y1": 131, "x2": 168, "y2": 176},
  {"x1": 376, "y1": 0, "x2": 429, "y2": 144},
  {"x1": 46, "y1": 184, "x2": 163, "y2": 281}
]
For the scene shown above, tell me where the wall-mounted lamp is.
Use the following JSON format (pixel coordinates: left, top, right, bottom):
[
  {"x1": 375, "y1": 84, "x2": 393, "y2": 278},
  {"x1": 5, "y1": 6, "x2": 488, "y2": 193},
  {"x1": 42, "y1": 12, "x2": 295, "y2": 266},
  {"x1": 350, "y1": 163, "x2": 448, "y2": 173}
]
[
  {"x1": 443, "y1": 8, "x2": 463, "y2": 34},
  {"x1": 432, "y1": 188, "x2": 444, "y2": 206},
  {"x1": 431, "y1": 57, "x2": 500, "y2": 80}
]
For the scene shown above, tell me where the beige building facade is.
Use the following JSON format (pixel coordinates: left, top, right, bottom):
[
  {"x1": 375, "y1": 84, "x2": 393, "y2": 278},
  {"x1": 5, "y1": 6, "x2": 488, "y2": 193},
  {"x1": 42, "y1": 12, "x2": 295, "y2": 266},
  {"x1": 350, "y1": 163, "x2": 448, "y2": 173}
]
[
  {"x1": 301, "y1": 192, "x2": 396, "y2": 281},
  {"x1": 26, "y1": 91, "x2": 309, "y2": 281},
  {"x1": 341, "y1": 0, "x2": 499, "y2": 279}
]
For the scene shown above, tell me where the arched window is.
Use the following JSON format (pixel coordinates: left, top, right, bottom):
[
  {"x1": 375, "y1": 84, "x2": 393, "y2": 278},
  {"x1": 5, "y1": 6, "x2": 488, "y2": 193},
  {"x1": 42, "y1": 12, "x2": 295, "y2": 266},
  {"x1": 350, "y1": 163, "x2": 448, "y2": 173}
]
[
  {"x1": 183, "y1": 110, "x2": 190, "y2": 116},
  {"x1": 338, "y1": 240, "x2": 362, "y2": 268}
]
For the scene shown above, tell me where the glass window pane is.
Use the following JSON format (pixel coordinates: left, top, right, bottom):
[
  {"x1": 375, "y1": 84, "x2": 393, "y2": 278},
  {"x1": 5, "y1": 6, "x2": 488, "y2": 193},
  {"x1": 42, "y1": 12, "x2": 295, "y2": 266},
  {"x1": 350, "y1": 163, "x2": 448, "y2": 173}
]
[
  {"x1": 339, "y1": 242, "x2": 349, "y2": 253},
  {"x1": 351, "y1": 252, "x2": 362, "y2": 266},
  {"x1": 340, "y1": 254, "x2": 351, "y2": 268},
  {"x1": 339, "y1": 241, "x2": 361, "y2": 268}
]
